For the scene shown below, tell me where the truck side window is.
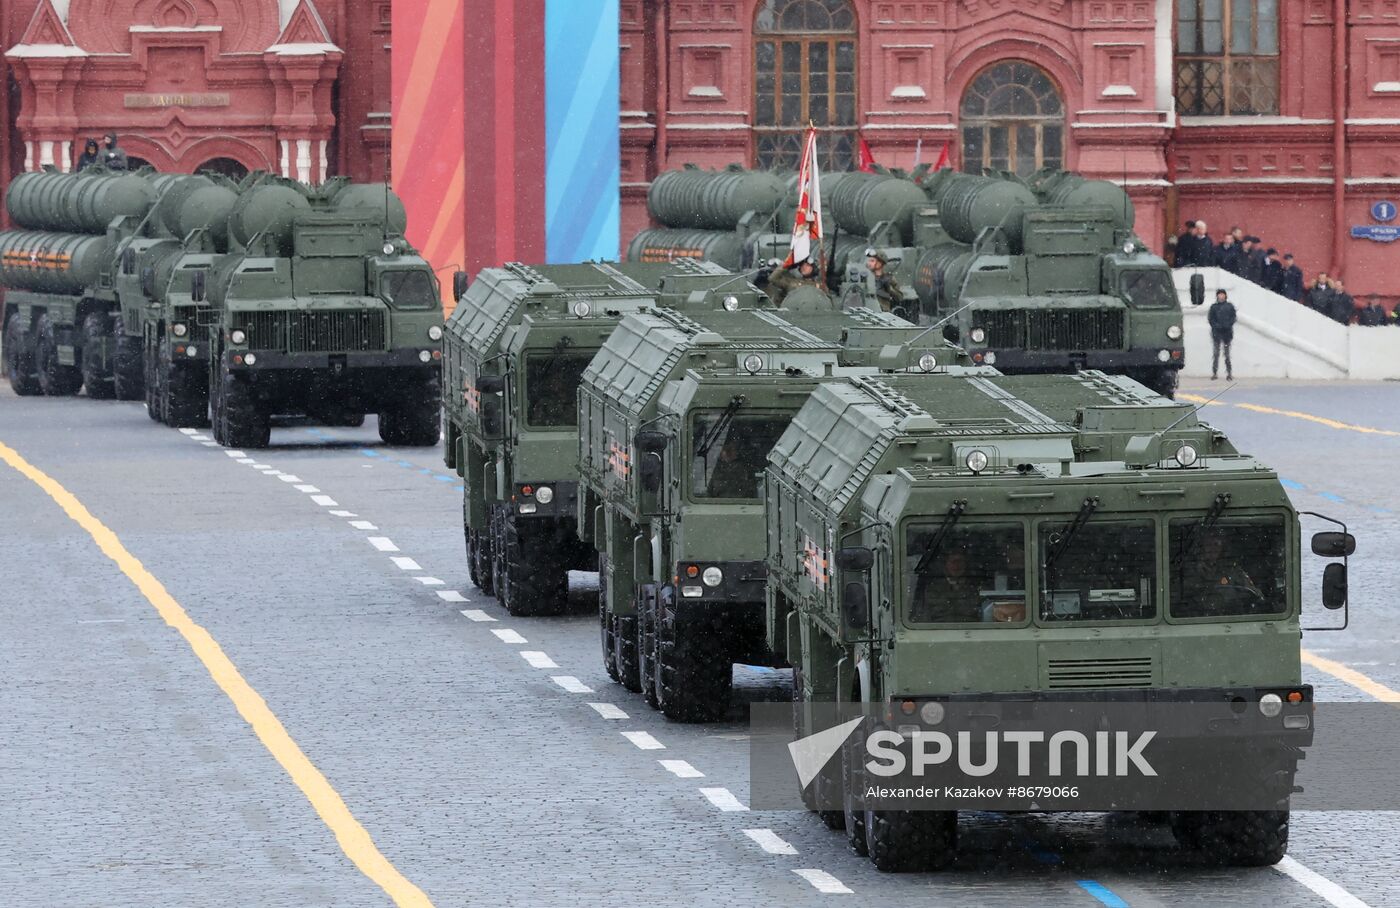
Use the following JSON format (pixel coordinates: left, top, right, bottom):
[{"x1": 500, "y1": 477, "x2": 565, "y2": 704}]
[
  {"x1": 1169, "y1": 516, "x2": 1287, "y2": 619},
  {"x1": 380, "y1": 270, "x2": 437, "y2": 309},
  {"x1": 905, "y1": 523, "x2": 1026, "y2": 624},
  {"x1": 1119, "y1": 270, "x2": 1176, "y2": 308}
]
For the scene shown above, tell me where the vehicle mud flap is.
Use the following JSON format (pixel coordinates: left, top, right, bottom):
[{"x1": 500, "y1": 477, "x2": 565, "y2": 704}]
[
  {"x1": 637, "y1": 583, "x2": 659, "y2": 708},
  {"x1": 793, "y1": 663, "x2": 844, "y2": 829},
  {"x1": 3, "y1": 315, "x2": 41, "y2": 396},
  {"x1": 80, "y1": 312, "x2": 116, "y2": 399},
  {"x1": 599, "y1": 552, "x2": 620, "y2": 683}
]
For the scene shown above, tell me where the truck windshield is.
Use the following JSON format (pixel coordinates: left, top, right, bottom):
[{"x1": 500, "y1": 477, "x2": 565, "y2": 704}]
[
  {"x1": 905, "y1": 523, "x2": 1026, "y2": 624},
  {"x1": 689, "y1": 412, "x2": 790, "y2": 499},
  {"x1": 1169, "y1": 515, "x2": 1288, "y2": 618},
  {"x1": 523, "y1": 351, "x2": 594, "y2": 427},
  {"x1": 1118, "y1": 270, "x2": 1176, "y2": 308},
  {"x1": 380, "y1": 269, "x2": 437, "y2": 309},
  {"x1": 1039, "y1": 519, "x2": 1156, "y2": 621}
]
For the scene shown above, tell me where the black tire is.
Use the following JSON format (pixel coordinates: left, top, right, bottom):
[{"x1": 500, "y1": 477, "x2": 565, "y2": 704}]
[
  {"x1": 143, "y1": 334, "x2": 161, "y2": 422},
  {"x1": 494, "y1": 513, "x2": 567, "y2": 617},
  {"x1": 792, "y1": 665, "x2": 845, "y2": 829},
  {"x1": 1132, "y1": 367, "x2": 1178, "y2": 399},
  {"x1": 80, "y1": 313, "x2": 116, "y2": 399},
  {"x1": 864, "y1": 808, "x2": 957, "y2": 873},
  {"x1": 655, "y1": 601, "x2": 731, "y2": 722},
  {"x1": 466, "y1": 519, "x2": 494, "y2": 596},
  {"x1": 1170, "y1": 810, "x2": 1288, "y2": 866},
  {"x1": 111, "y1": 314, "x2": 143, "y2": 401},
  {"x1": 842, "y1": 734, "x2": 868, "y2": 852},
  {"x1": 165, "y1": 355, "x2": 210, "y2": 428},
  {"x1": 35, "y1": 314, "x2": 82, "y2": 396},
  {"x1": 638, "y1": 592, "x2": 659, "y2": 709},
  {"x1": 4, "y1": 315, "x2": 40, "y2": 396},
  {"x1": 600, "y1": 553, "x2": 620, "y2": 683},
  {"x1": 216, "y1": 369, "x2": 270, "y2": 448},
  {"x1": 615, "y1": 615, "x2": 642, "y2": 693},
  {"x1": 378, "y1": 373, "x2": 441, "y2": 446}
]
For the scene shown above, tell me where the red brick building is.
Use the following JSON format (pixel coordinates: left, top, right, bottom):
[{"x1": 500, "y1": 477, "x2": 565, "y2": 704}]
[
  {"x1": 0, "y1": 0, "x2": 390, "y2": 192},
  {"x1": 620, "y1": 0, "x2": 1400, "y2": 301}
]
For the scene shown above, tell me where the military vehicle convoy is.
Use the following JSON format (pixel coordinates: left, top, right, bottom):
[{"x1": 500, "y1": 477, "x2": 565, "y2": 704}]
[
  {"x1": 1, "y1": 167, "x2": 444, "y2": 448},
  {"x1": 767, "y1": 370, "x2": 1350, "y2": 870},
  {"x1": 624, "y1": 165, "x2": 1184, "y2": 396}
]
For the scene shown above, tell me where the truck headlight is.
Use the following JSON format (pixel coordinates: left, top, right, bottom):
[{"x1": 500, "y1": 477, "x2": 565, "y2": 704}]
[
  {"x1": 722, "y1": 294, "x2": 740, "y2": 311},
  {"x1": 983, "y1": 351, "x2": 997, "y2": 365},
  {"x1": 185, "y1": 345, "x2": 198, "y2": 357},
  {"x1": 572, "y1": 301, "x2": 591, "y2": 318},
  {"x1": 743, "y1": 353, "x2": 764, "y2": 373},
  {"x1": 230, "y1": 329, "x2": 246, "y2": 345},
  {"x1": 1174, "y1": 444, "x2": 1199, "y2": 467},
  {"x1": 518, "y1": 501, "x2": 537, "y2": 514},
  {"x1": 920, "y1": 701, "x2": 945, "y2": 725},
  {"x1": 681, "y1": 585, "x2": 703, "y2": 598},
  {"x1": 970, "y1": 327, "x2": 986, "y2": 344},
  {"x1": 965, "y1": 449, "x2": 988, "y2": 473},
  {"x1": 243, "y1": 352, "x2": 257, "y2": 365},
  {"x1": 917, "y1": 352, "x2": 937, "y2": 372},
  {"x1": 419, "y1": 350, "x2": 432, "y2": 363},
  {"x1": 171, "y1": 322, "x2": 188, "y2": 337},
  {"x1": 534, "y1": 485, "x2": 553, "y2": 504},
  {"x1": 702, "y1": 566, "x2": 723, "y2": 587},
  {"x1": 1167, "y1": 324, "x2": 1183, "y2": 340},
  {"x1": 1258, "y1": 693, "x2": 1283, "y2": 718},
  {"x1": 428, "y1": 325, "x2": 443, "y2": 341},
  {"x1": 1157, "y1": 349, "x2": 1171, "y2": 363}
]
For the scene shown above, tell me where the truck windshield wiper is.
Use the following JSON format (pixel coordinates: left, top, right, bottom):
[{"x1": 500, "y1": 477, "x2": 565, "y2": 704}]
[
  {"x1": 537, "y1": 336, "x2": 575, "y2": 380},
  {"x1": 912, "y1": 500, "x2": 967, "y2": 575},
  {"x1": 1170, "y1": 492, "x2": 1231, "y2": 568},
  {"x1": 1044, "y1": 496, "x2": 1101, "y2": 569},
  {"x1": 695, "y1": 395, "x2": 746, "y2": 461}
]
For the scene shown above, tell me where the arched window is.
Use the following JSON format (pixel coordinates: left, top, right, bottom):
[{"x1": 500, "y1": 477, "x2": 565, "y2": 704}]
[
  {"x1": 753, "y1": 0, "x2": 857, "y2": 171},
  {"x1": 126, "y1": 155, "x2": 153, "y2": 172},
  {"x1": 959, "y1": 61, "x2": 1064, "y2": 177},
  {"x1": 195, "y1": 157, "x2": 250, "y2": 181}
]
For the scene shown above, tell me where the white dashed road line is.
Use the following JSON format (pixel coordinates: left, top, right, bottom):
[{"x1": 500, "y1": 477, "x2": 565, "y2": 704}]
[
  {"x1": 622, "y1": 731, "x2": 665, "y2": 751},
  {"x1": 520, "y1": 651, "x2": 558, "y2": 669},
  {"x1": 277, "y1": 474, "x2": 302, "y2": 483},
  {"x1": 1274, "y1": 857, "x2": 1375, "y2": 908},
  {"x1": 491, "y1": 629, "x2": 527, "y2": 644},
  {"x1": 178, "y1": 428, "x2": 197, "y2": 435},
  {"x1": 201, "y1": 441, "x2": 220, "y2": 447},
  {"x1": 236, "y1": 458, "x2": 255, "y2": 464},
  {"x1": 437, "y1": 590, "x2": 468, "y2": 603},
  {"x1": 389, "y1": 556, "x2": 421, "y2": 571},
  {"x1": 659, "y1": 759, "x2": 704, "y2": 779},
  {"x1": 587, "y1": 702, "x2": 627, "y2": 719},
  {"x1": 367, "y1": 537, "x2": 399, "y2": 552},
  {"x1": 329, "y1": 510, "x2": 357, "y2": 518},
  {"x1": 350, "y1": 520, "x2": 378, "y2": 530},
  {"x1": 310, "y1": 495, "x2": 338, "y2": 506},
  {"x1": 294, "y1": 484, "x2": 321, "y2": 493},
  {"x1": 552, "y1": 676, "x2": 592, "y2": 693},
  {"x1": 414, "y1": 576, "x2": 443, "y2": 586},
  {"x1": 459, "y1": 609, "x2": 495, "y2": 622},
  {"x1": 224, "y1": 450, "x2": 246, "y2": 458},
  {"x1": 699, "y1": 788, "x2": 748, "y2": 812},
  {"x1": 792, "y1": 869, "x2": 852, "y2": 894},
  {"x1": 742, "y1": 829, "x2": 797, "y2": 856}
]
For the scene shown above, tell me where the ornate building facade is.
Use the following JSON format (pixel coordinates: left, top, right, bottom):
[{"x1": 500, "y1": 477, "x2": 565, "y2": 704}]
[
  {"x1": 618, "y1": 0, "x2": 1399, "y2": 300},
  {"x1": 0, "y1": 0, "x2": 390, "y2": 193}
]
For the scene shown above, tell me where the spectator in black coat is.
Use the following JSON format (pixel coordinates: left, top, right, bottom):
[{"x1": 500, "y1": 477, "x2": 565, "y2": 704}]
[
  {"x1": 1328, "y1": 279, "x2": 1355, "y2": 325},
  {"x1": 76, "y1": 138, "x2": 100, "y2": 171},
  {"x1": 1191, "y1": 220, "x2": 1214, "y2": 268},
  {"x1": 1215, "y1": 234, "x2": 1241, "y2": 273},
  {"x1": 1208, "y1": 289, "x2": 1237, "y2": 381},
  {"x1": 1240, "y1": 236, "x2": 1266, "y2": 285},
  {"x1": 1175, "y1": 221, "x2": 1199, "y2": 268},
  {"x1": 1304, "y1": 273, "x2": 1331, "y2": 312},
  {"x1": 1261, "y1": 248, "x2": 1284, "y2": 294},
  {"x1": 1358, "y1": 295, "x2": 1389, "y2": 326},
  {"x1": 1279, "y1": 254, "x2": 1305, "y2": 301}
]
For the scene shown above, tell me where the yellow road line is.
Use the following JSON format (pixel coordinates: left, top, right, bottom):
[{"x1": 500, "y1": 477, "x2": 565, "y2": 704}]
[
  {"x1": 0, "y1": 439, "x2": 434, "y2": 908},
  {"x1": 1302, "y1": 650, "x2": 1400, "y2": 703},
  {"x1": 1179, "y1": 393, "x2": 1400, "y2": 438}
]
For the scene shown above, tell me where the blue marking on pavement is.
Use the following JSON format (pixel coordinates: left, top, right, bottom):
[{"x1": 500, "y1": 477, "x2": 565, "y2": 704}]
[
  {"x1": 1316, "y1": 491, "x2": 1344, "y2": 503},
  {"x1": 434, "y1": 475, "x2": 456, "y2": 483},
  {"x1": 1076, "y1": 880, "x2": 1129, "y2": 907},
  {"x1": 1279, "y1": 478, "x2": 1304, "y2": 491}
]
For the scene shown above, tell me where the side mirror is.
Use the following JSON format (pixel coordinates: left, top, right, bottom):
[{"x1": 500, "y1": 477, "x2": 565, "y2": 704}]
[
  {"x1": 639, "y1": 451, "x2": 664, "y2": 493},
  {"x1": 191, "y1": 269, "x2": 206, "y2": 302},
  {"x1": 476, "y1": 374, "x2": 505, "y2": 394},
  {"x1": 842, "y1": 581, "x2": 869, "y2": 631},
  {"x1": 140, "y1": 265, "x2": 157, "y2": 299},
  {"x1": 121, "y1": 247, "x2": 136, "y2": 275},
  {"x1": 1311, "y1": 531, "x2": 1356, "y2": 558},
  {"x1": 836, "y1": 546, "x2": 874, "y2": 572},
  {"x1": 1189, "y1": 273, "x2": 1205, "y2": 307},
  {"x1": 635, "y1": 430, "x2": 668, "y2": 454},
  {"x1": 453, "y1": 270, "x2": 469, "y2": 302},
  {"x1": 1322, "y1": 562, "x2": 1347, "y2": 610}
]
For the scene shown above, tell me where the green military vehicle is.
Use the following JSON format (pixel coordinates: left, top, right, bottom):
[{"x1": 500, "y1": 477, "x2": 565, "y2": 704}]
[
  {"x1": 444, "y1": 260, "x2": 770, "y2": 616},
  {"x1": 1, "y1": 168, "x2": 158, "y2": 399},
  {"x1": 578, "y1": 306, "x2": 975, "y2": 720},
  {"x1": 766, "y1": 369, "x2": 1350, "y2": 870},
  {"x1": 205, "y1": 176, "x2": 443, "y2": 448}
]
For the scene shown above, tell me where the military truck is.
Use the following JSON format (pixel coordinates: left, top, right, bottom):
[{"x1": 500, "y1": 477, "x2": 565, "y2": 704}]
[
  {"x1": 444, "y1": 260, "x2": 769, "y2": 616},
  {"x1": 1, "y1": 168, "x2": 158, "y2": 399},
  {"x1": 766, "y1": 369, "x2": 1350, "y2": 870},
  {"x1": 205, "y1": 176, "x2": 443, "y2": 448},
  {"x1": 578, "y1": 306, "x2": 975, "y2": 720}
]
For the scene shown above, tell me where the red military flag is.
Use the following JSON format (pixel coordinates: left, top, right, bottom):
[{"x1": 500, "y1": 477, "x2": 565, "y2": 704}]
[
  {"x1": 857, "y1": 134, "x2": 876, "y2": 173},
  {"x1": 932, "y1": 140, "x2": 951, "y2": 171},
  {"x1": 783, "y1": 126, "x2": 824, "y2": 271}
]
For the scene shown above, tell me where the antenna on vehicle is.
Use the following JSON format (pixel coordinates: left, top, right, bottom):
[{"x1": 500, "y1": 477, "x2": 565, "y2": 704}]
[{"x1": 1161, "y1": 380, "x2": 1235, "y2": 435}]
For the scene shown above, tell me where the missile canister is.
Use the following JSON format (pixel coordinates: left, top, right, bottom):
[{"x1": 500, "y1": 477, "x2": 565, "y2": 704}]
[
  {"x1": 228, "y1": 182, "x2": 311, "y2": 251},
  {"x1": 1035, "y1": 171, "x2": 1136, "y2": 231},
  {"x1": 0, "y1": 230, "x2": 116, "y2": 294},
  {"x1": 626, "y1": 227, "x2": 744, "y2": 271},
  {"x1": 154, "y1": 174, "x2": 239, "y2": 248},
  {"x1": 647, "y1": 165, "x2": 786, "y2": 230},
  {"x1": 330, "y1": 182, "x2": 409, "y2": 235},
  {"x1": 913, "y1": 242, "x2": 977, "y2": 310},
  {"x1": 6, "y1": 171, "x2": 156, "y2": 234},
  {"x1": 929, "y1": 171, "x2": 1036, "y2": 247},
  {"x1": 826, "y1": 171, "x2": 927, "y2": 243}
]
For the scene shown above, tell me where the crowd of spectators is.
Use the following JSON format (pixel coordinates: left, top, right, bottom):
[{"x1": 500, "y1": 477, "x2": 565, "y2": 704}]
[{"x1": 1170, "y1": 220, "x2": 1395, "y2": 326}]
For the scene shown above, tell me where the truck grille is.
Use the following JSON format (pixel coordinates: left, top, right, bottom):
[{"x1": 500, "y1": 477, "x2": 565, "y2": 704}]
[
  {"x1": 1045, "y1": 657, "x2": 1155, "y2": 689},
  {"x1": 241, "y1": 310, "x2": 387, "y2": 353},
  {"x1": 982, "y1": 309, "x2": 1126, "y2": 351}
]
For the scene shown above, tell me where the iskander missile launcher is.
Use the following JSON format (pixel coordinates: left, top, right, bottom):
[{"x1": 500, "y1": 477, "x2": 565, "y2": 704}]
[
  {"x1": 578, "y1": 305, "x2": 974, "y2": 721},
  {"x1": 444, "y1": 260, "x2": 775, "y2": 616},
  {"x1": 766, "y1": 370, "x2": 1350, "y2": 869}
]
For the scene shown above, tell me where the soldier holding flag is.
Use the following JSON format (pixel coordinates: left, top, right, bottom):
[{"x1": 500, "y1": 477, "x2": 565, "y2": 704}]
[{"x1": 764, "y1": 126, "x2": 828, "y2": 307}]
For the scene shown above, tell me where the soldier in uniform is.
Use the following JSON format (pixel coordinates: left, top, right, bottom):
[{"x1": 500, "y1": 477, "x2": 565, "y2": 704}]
[
  {"x1": 763, "y1": 257, "x2": 821, "y2": 307},
  {"x1": 862, "y1": 248, "x2": 904, "y2": 313},
  {"x1": 705, "y1": 439, "x2": 758, "y2": 498}
]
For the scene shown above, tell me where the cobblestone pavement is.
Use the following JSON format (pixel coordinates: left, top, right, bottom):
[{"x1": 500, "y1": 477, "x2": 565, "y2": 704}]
[{"x1": 1, "y1": 378, "x2": 1396, "y2": 908}]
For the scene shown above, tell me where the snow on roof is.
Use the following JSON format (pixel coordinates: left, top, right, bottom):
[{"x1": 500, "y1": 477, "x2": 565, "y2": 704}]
[
  {"x1": 266, "y1": 41, "x2": 341, "y2": 55},
  {"x1": 6, "y1": 43, "x2": 87, "y2": 57}
]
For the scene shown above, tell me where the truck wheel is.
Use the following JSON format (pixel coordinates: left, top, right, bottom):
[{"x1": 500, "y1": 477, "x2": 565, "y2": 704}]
[
  {"x1": 111, "y1": 314, "x2": 144, "y2": 401},
  {"x1": 4, "y1": 316, "x2": 41, "y2": 396},
  {"x1": 378, "y1": 374, "x2": 441, "y2": 446},
  {"x1": 217, "y1": 370, "x2": 270, "y2": 448},
  {"x1": 1131, "y1": 367, "x2": 1178, "y2": 399},
  {"x1": 1169, "y1": 810, "x2": 1288, "y2": 866},
  {"x1": 166, "y1": 359, "x2": 210, "y2": 428},
  {"x1": 80, "y1": 313, "x2": 116, "y2": 400},
  {"x1": 637, "y1": 593, "x2": 659, "y2": 709},
  {"x1": 841, "y1": 735, "x2": 867, "y2": 852},
  {"x1": 143, "y1": 336, "x2": 161, "y2": 422},
  {"x1": 35, "y1": 315, "x2": 82, "y2": 396},
  {"x1": 599, "y1": 554, "x2": 620, "y2": 683},
  {"x1": 466, "y1": 508, "x2": 494, "y2": 596},
  {"x1": 495, "y1": 515, "x2": 568, "y2": 616},
  {"x1": 655, "y1": 605, "x2": 730, "y2": 722},
  {"x1": 615, "y1": 615, "x2": 642, "y2": 693},
  {"x1": 864, "y1": 808, "x2": 957, "y2": 872},
  {"x1": 792, "y1": 665, "x2": 844, "y2": 829}
]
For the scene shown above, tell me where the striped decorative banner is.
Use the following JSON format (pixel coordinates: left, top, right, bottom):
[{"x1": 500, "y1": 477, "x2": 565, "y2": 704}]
[{"x1": 392, "y1": 0, "x2": 620, "y2": 308}]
